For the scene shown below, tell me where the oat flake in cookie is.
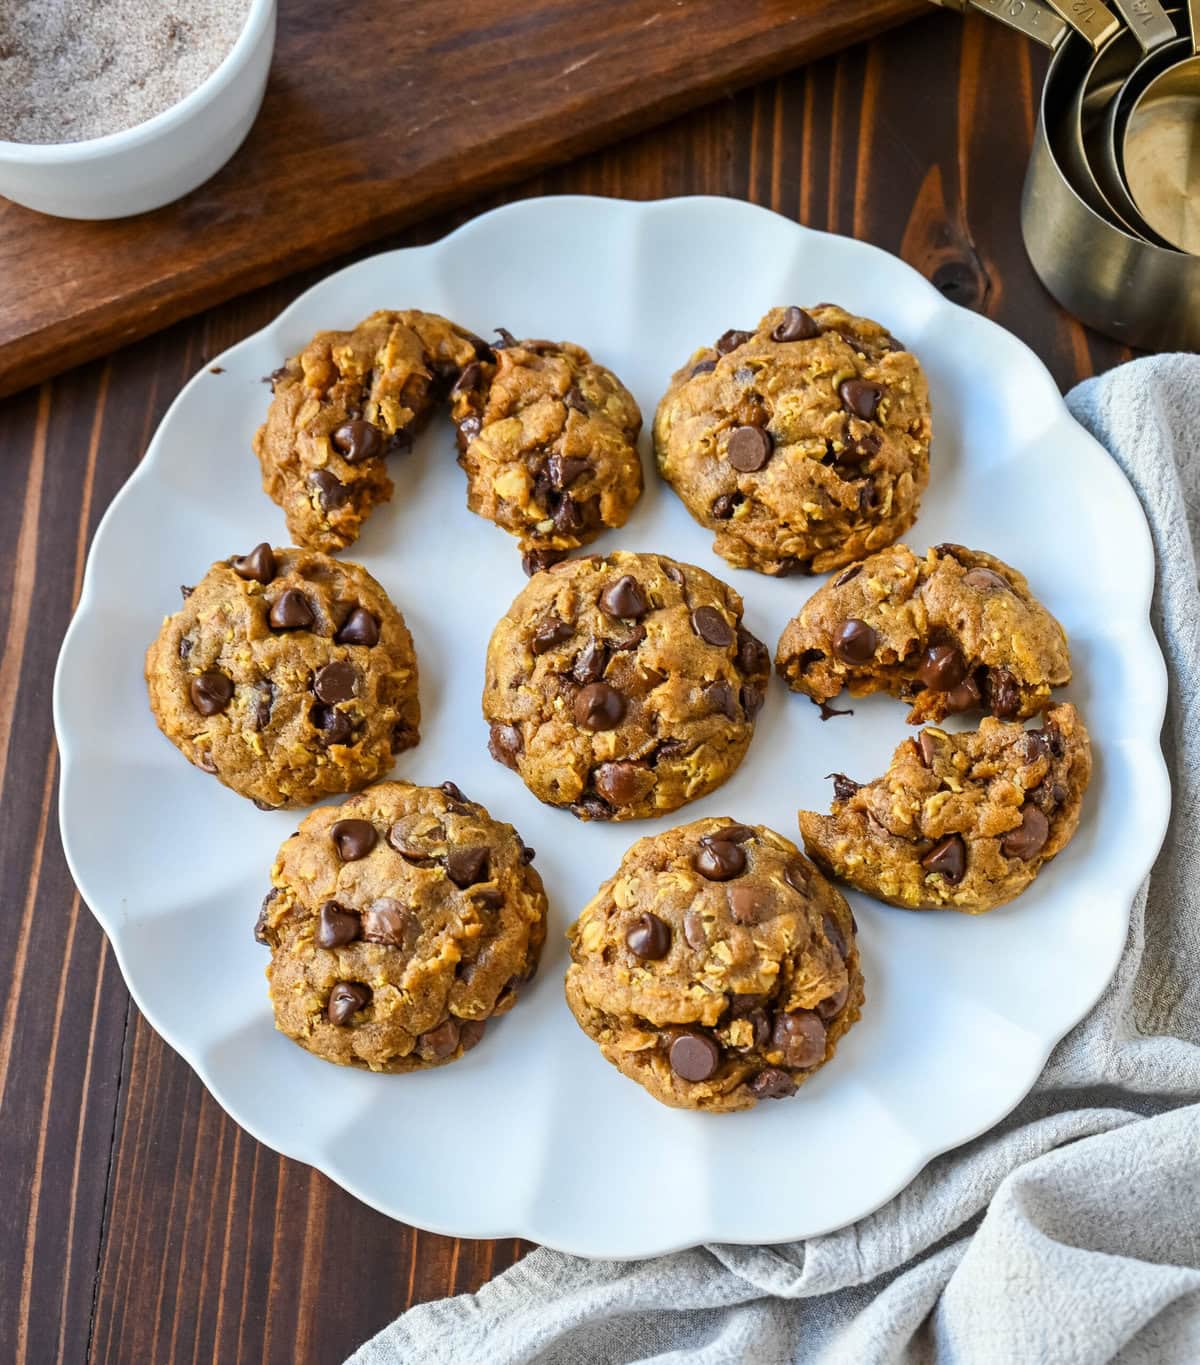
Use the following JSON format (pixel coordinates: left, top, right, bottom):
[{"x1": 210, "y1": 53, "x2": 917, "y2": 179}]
[
  {"x1": 652, "y1": 305, "x2": 932, "y2": 576},
  {"x1": 450, "y1": 332, "x2": 643, "y2": 572},
  {"x1": 258, "y1": 781, "x2": 547, "y2": 1072},
  {"x1": 254, "y1": 310, "x2": 484, "y2": 553},
  {"x1": 776, "y1": 543, "x2": 1071, "y2": 723},
  {"x1": 482, "y1": 551, "x2": 770, "y2": 821},
  {"x1": 799, "y1": 704, "x2": 1091, "y2": 914},
  {"x1": 565, "y1": 817, "x2": 863, "y2": 1112},
  {"x1": 145, "y1": 546, "x2": 419, "y2": 809}
]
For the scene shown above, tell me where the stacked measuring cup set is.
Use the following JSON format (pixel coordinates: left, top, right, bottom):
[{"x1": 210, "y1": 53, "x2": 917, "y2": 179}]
[{"x1": 933, "y1": 0, "x2": 1200, "y2": 349}]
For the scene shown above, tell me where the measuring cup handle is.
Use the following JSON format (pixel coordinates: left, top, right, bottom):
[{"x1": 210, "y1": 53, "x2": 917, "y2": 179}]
[
  {"x1": 929, "y1": 0, "x2": 1071, "y2": 49},
  {"x1": 1107, "y1": 0, "x2": 1177, "y2": 50}
]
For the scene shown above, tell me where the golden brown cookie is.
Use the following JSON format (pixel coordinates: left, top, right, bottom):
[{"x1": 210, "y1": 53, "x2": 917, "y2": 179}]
[
  {"x1": 255, "y1": 310, "x2": 483, "y2": 552},
  {"x1": 482, "y1": 551, "x2": 770, "y2": 821},
  {"x1": 449, "y1": 332, "x2": 643, "y2": 573},
  {"x1": 565, "y1": 817, "x2": 863, "y2": 1112},
  {"x1": 145, "y1": 545, "x2": 419, "y2": 809},
  {"x1": 775, "y1": 543, "x2": 1071, "y2": 723},
  {"x1": 652, "y1": 305, "x2": 932, "y2": 576},
  {"x1": 799, "y1": 704, "x2": 1091, "y2": 914},
  {"x1": 258, "y1": 781, "x2": 547, "y2": 1071}
]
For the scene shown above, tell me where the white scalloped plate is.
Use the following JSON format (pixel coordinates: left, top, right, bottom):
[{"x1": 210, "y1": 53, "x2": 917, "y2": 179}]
[{"x1": 54, "y1": 197, "x2": 1169, "y2": 1257}]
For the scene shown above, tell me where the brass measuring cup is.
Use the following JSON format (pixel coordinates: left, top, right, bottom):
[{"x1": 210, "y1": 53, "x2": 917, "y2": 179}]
[
  {"x1": 931, "y1": 0, "x2": 1200, "y2": 346},
  {"x1": 1119, "y1": 0, "x2": 1200, "y2": 251}
]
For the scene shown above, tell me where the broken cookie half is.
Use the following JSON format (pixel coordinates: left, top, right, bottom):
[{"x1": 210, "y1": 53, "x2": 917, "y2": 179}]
[{"x1": 798, "y1": 703, "x2": 1091, "y2": 914}]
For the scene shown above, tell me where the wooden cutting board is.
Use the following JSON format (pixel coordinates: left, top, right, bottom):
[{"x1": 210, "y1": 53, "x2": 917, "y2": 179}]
[{"x1": 0, "y1": 0, "x2": 923, "y2": 398}]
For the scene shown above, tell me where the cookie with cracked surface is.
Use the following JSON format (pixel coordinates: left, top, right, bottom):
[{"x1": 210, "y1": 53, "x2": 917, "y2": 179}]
[
  {"x1": 258, "y1": 781, "x2": 547, "y2": 1071},
  {"x1": 145, "y1": 545, "x2": 419, "y2": 809},
  {"x1": 565, "y1": 817, "x2": 863, "y2": 1112},
  {"x1": 652, "y1": 305, "x2": 931, "y2": 576},
  {"x1": 254, "y1": 310, "x2": 483, "y2": 552},
  {"x1": 482, "y1": 551, "x2": 770, "y2": 821},
  {"x1": 449, "y1": 331, "x2": 643, "y2": 571},
  {"x1": 775, "y1": 543, "x2": 1071, "y2": 723},
  {"x1": 799, "y1": 704, "x2": 1091, "y2": 914}
]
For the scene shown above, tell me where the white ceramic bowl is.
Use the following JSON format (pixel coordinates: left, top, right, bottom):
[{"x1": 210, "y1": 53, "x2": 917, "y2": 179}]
[{"x1": 0, "y1": 0, "x2": 276, "y2": 220}]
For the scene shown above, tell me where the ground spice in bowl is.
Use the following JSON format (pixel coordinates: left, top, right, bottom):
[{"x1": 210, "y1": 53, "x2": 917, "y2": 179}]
[{"x1": 0, "y1": 0, "x2": 252, "y2": 144}]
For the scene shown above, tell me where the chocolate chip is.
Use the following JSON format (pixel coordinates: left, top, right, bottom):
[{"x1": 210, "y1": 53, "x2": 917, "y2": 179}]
[
  {"x1": 473, "y1": 887, "x2": 505, "y2": 911},
  {"x1": 833, "y1": 619, "x2": 877, "y2": 664},
  {"x1": 317, "y1": 901, "x2": 360, "y2": 948},
  {"x1": 313, "y1": 660, "x2": 356, "y2": 703},
  {"x1": 179, "y1": 636, "x2": 193, "y2": 659},
  {"x1": 327, "y1": 981, "x2": 371, "y2": 1025},
  {"x1": 196, "y1": 750, "x2": 218, "y2": 774},
  {"x1": 858, "y1": 481, "x2": 880, "y2": 515},
  {"x1": 823, "y1": 913, "x2": 848, "y2": 960},
  {"x1": 726, "y1": 425, "x2": 773, "y2": 473},
  {"x1": 748, "y1": 1068, "x2": 797, "y2": 1100},
  {"x1": 331, "y1": 819, "x2": 377, "y2": 861},
  {"x1": 839, "y1": 379, "x2": 884, "y2": 421},
  {"x1": 816, "y1": 982, "x2": 849, "y2": 1021},
  {"x1": 361, "y1": 898, "x2": 410, "y2": 945},
  {"x1": 549, "y1": 453, "x2": 590, "y2": 488},
  {"x1": 735, "y1": 626, "x2": 769, "y2": 677},
  {"x1": 1002, "y1": 806, "x2": 1049, "y2": 861},
  {"x1": 441, "y1": 781, "x2": 469, "y2": 805},
  {"x1": 704, "y1": 680, "x2": 738, "y2": 720},
  {"x1": 682, "y1": 910, "x2": 707, "y2": 950},
  {"x1": 572, "y1": 640, "x2": 608, "y2": 684},
  {"x1": 741, "y1": 684, "x2": 765, "y2": 719},
  {"x1": 386, "y1": 426, "x2": 414, "y2": 456},
  {"x1": 312, "y1": 703, "x2": 353, "y2": 745},
  {"x1": 268, "y1": 589, "x2": 314, "y2": 630},
  {"x1": 784, "y1": 861, "x2": 809, "y2": 894},
  {"x1": 189, "y1": 670, "x2": 233, "y2": 716},
  {"x1": 594, "y1": 761, "x2": 645, "y2": 806},
  {"x1": 627, "y1": 912, "x2": 671, "y2": 960},
  {"x1": 1051, "y1": 782, "x2": 1068, "y2": 805},
  {"x1": 457, "y1": 415, "x2": 482, "y2": 451},
  {"x1": 335, "y1": 607, "x2": 379, "y2": 647},
  {"x1": 252, "y1": 680, "x2": 275, "y2": 731},
  {"x1": 460, "y1": 1019, "x2": 486, "y2": 1052},
  {"x1": 918, "y1": 731, "x2": 940, "y2": 767},
  {"x1": 572, "y1": 794, "x2": 613, "y2": 821},
  {"x1": 308, "y1": 468, "x2": 348, "y2": 509},
  {"x1": 494, "y1": 327, "x2": 518, "y2": 348},
  {"x1": 552, "y1": 495, "x2": 583, "y2": 535},
  {"x1": 387, "y1": 815, "x2": 443, "y2": 862},
  {"x1": 522, "y1": 548, "x2": 566, "y2": 577},
  {"x1": 532, "y1": 617, "x2": 574, "y2": 654},
  {"x1": 232, "y1": 542, "x2": 276, "y2": 583},
  {"x1": 945, "y1": 673, "x2": 982, "y2": 713},
  {"x1": 598, "y1": 575, "x2": 649, "y2": 621},
  {"x1": 488, "y1": 722, "x2": 523, "y2": 769},
  {"x1": 564, "y1": 384, "x2": 587, "y2": 413},
  {"x1": 691, "y1": 605, "x2": 734, "y2": 648},
  {"x1": 963, "y1": 567, "x2": 1011, "y2": 592},
  {"x1": 917, "y1": 644, "x2": 967, "y2": 692},
  {"x1": 702, "y1": 824, "x2": 755, "y2": 845},
  {"x1": 729, "y1": 885, "x2": 771, "y2": 924},
  {"x1": 772, "y1": 306, "x2": 820, "y2": 342},
  {"x1": 715, "y1": 328, "x2": 752, "y2": 354},
  {"x1": 690, "y1": 359, "x2": 717, "y2": 377},
  {"x1": 669, "y1": 1031, "x2": 721, "y2": 1082},
  {"x1": 815, "y1": 699, "x2": 854, "y2": 721},
  {"x1": 694, "y1": 840, "x2": 746, "y2": 881},
  {"x1": 610, "y1": 624, "x2": 646, "y2": 652},
  {"x1": 255, "y1": 888, "x2": 278, "y2": 944},
  {"x1": 987, "y1": 667, "x2": 1021, "y2": 719},
  {"x1": 828, "y1": 772, "x2": 860, "y2": 802},
  {"x1": 921, "y1": 834, "x2": 966, "y2": 884},
  {"x1": 833, "y1": 564, "x2": 861, "y2": 588},
  {"x1": 574, "y1": 682, "x2": 625, "y2": 731},
  {"x1": 839, "y1": 430, "x2": 882, "y2": 465},
  {"x1": 331, "y1": 419, "x2": 383, "y2": 463},
  {"x1": 419, "y1": 1019, "x2": 461, "y2": 1059},
  {"x1": 773, "y1": 556, "x2": 813, "y2": 577},
  {"x1": 451, "y1": 361, "x2": 482, "y2": 397},
  {"x1": 446, "y1": 846, "x2": 489, "y2": 888},
  {"x1": 772, "y1": 1010, "x2": 826, "y2": 1067},
  {"x1": 711, "y1": 492, "x2": 742, "y2": 519}
]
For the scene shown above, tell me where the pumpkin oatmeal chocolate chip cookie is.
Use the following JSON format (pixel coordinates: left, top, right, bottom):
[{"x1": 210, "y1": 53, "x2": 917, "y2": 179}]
[
  {"x1": 449, "y1": 330, "x2": 643, "y2": 573},
  {"x1": 799, "y1": 703, "x2": 1091, "y2": 914},
  {"x1": 255, "y1": 310, "x2": 484, "y2": 553},
  {"x1": 257, "y1": 781, "x2": 547, "y2": 1071},
  {"x1": 652, "y1": 305, "x2": 931, "y2": 576},
  {"x1": 145, "y1": 545, "x2": 419, "y2": 810},
  {"x1": 776, "y1": 542, "x2": 1071, "y2": 723},
  {"x1": 482, "y1": 551, "x2": 770, "y2": 821},
  {"x1": 565, "y1": 817, "x2": 863, "y2": 1112}
]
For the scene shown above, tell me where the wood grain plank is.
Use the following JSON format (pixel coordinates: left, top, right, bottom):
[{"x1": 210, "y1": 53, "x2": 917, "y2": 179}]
[
  {"x1": 0, "y1": 0, "x2": 924, "y2": 400},
  {"x1": 0, "y1": 11, "x2": 1138, "y2": 1365}
]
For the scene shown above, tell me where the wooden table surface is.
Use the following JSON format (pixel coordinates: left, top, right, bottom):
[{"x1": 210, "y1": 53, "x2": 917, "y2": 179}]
[{"x1": 1, "y1": 11, "x2": 1134, "y2": 1363}]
